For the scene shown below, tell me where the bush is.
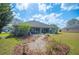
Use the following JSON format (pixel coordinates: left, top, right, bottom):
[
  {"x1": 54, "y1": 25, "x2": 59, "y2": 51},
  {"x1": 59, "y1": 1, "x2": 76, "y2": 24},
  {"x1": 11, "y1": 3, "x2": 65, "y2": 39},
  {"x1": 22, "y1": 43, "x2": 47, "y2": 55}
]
[
  {"x1": 12, "y1": 22, "x2": 31, "y2": 37},
  {"x1": 50, "y1": 24, "x2": 59, "y2": 34}
]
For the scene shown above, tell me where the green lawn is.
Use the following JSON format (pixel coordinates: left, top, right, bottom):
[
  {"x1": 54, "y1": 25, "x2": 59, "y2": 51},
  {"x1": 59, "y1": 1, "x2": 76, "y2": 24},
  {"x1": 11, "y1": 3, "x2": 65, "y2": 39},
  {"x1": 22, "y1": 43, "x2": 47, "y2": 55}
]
[
  {"x1": 0, "y1": 33, "x2": 10, "y2": 36},
  {"x1": 0, "y1": 32, "x2": 79, "y2": 55},
  {"x1": 0, "y1": 33, "x2": 22, "y2": 55},
  {"x1": 49, "y1": 32, "x2": 79, "y2": 55}
]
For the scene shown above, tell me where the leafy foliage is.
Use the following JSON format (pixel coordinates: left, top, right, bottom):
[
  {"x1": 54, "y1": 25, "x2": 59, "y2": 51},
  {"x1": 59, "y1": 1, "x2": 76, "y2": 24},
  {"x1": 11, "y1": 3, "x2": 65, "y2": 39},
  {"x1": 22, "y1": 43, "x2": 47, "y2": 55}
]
[
  {"x1": 2, "y1": 24, "x2": 14, "y2": 33},
  {"x1": 0, "y1": 3, "x2": 13, "y2": 33},
  {"x1": 12, "y1": 22, "x2": 31, "y2": 36},
  {"x1": 50, "y1": 24, "x2": 59, "y2": 34}
]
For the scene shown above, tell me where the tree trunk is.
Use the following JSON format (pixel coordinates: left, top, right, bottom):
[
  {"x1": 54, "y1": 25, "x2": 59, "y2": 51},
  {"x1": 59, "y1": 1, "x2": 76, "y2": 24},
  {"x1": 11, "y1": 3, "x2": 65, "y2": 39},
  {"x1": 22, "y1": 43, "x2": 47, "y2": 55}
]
[
  {"x1": 0, "y1": 26, "x2": 3, "y2": 33},
  {"x1": 0, "y1": 29, "x2": 2, "y2": 33}
]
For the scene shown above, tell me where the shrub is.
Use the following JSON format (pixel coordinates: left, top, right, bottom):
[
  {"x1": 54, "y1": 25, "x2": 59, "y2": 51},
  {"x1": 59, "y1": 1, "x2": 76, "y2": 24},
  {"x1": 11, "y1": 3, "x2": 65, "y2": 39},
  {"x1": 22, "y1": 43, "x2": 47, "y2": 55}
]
[{"x1": 12, "y1": 22, "x2": 31, "y2": 37}]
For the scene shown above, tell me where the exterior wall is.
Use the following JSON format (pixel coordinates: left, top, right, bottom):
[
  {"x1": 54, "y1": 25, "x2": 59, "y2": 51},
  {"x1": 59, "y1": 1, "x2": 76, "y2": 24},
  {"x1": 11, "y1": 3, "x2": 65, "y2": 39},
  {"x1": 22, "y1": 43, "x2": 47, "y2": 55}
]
[{"x1": 29, "y1": 27, "x2": 52, "y2": 34}]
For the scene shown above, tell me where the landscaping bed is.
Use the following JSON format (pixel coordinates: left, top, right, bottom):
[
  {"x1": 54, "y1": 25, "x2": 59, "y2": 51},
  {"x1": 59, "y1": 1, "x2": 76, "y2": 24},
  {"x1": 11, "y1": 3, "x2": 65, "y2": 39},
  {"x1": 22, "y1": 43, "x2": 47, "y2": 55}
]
[{"x1": 14, "y1": 35, "x2": 70, "y2": 55}]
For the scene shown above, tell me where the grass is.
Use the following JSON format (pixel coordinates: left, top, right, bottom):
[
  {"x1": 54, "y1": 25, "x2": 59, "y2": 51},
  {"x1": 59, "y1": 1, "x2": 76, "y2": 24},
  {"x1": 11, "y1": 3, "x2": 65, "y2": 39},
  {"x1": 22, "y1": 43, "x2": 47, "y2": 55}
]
[
  {"x1": 0, "y1": 33, "x2": 22, "y2": 55},
  {"x1": 0, "y1": 32, "x2": 79, "y2": 55},
  {"x1": 49, "y1": 32, "x2": 79, "y2": 55},
  {"x1": 0, "y1": 33, "x2": 10, "y2": 37}
]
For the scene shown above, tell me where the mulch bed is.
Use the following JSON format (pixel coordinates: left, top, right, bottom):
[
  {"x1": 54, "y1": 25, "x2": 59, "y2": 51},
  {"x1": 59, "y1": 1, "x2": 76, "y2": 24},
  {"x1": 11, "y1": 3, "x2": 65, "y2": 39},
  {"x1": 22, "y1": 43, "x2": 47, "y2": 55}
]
[
  {"x1": 13, "y1": 43, "x2": 70, "y2": 55},
  {"x1": 13, "y1": 35, "x2": 70, "y2": 55},
  {"x1": 13, "y1": 44, "x2": 23, "y2": 55},
  {"x1": 49, "y1": 44, "x2": 70, "y2": 55}
]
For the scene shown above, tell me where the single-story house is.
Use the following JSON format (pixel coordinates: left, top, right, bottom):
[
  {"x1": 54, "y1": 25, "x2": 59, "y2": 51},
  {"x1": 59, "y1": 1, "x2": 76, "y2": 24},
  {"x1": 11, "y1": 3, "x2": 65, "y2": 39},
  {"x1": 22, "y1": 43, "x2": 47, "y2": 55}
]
[
  {"x1": 2, "y1": 20, "x2": 58, "y2": 34},
  {"x1": 62, "y1": 24, "x2": 79, "y2": 32},
  {"x1": 26, "y1": 20, "x2": 56, "y2": 34}
]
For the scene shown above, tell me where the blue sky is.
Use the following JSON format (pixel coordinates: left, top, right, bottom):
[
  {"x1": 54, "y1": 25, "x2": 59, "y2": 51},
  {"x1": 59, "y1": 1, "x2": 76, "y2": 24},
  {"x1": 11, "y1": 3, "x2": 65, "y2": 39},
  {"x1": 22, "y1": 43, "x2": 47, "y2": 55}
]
[{"x1": 12, "y1": 3, "x2": 79, "y2": 28}]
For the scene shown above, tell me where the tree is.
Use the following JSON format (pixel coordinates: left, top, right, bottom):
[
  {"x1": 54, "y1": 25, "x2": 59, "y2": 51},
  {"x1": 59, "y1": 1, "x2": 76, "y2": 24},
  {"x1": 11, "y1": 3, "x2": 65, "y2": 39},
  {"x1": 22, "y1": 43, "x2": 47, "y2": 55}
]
[
  {"x1": 2, "y1": 24, "x2": 14, "y2": 33},
  {"x1": 50, "y1": 24, "x2": 59, "y2": 34},
  {"x1": 12, "y1": 22, "x2": 31, "y2": 36},
  {"x1": 67, "y1": 19, "x2": 79, "y2": 27},
  {"x1": 0, "y1": 3, "x2": 13, "y2": 33}
]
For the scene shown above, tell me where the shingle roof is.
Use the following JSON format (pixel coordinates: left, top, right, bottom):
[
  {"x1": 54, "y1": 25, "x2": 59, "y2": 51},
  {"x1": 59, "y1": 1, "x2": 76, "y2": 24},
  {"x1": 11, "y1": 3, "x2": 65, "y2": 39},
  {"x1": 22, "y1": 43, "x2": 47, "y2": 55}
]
[
  {"x1": 67, "y1": 24, "x2": 79, "y2": 29},
  {"x1": 26, "y1": 20, "x2": 53, "y2": 28}
]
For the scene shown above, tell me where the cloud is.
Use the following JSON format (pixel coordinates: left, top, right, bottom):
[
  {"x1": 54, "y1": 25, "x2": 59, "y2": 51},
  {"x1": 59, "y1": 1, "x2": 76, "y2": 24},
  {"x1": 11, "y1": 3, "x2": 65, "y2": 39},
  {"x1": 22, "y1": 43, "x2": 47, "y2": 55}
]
[
  {"x1": 16, "y1": 3, "x2": 29, "y2": 11},
  {"x1": 32, "y1": 13, "x2": 62, "y2": 21},
  {"x1": 38, "y1": 3, "x2": 52, "y2": 12},
  {"x1": 44, "y1": 13, "x2": 67, "y2": 28},
  {"x1": 29, "y1": 18, "x2": 34, "y2": 21},
  {"x1": 13, "y1": 12, "x2": 20, "y2": 16},
  {"x1": 29, "y1": 13, "x2": 67, "y2": 28},
  {"x1": 31, "y1": 14, "x2": 46, "y2": 22},
  {"x1": 76, "y1": 16, "x2": 79, "y2": 20},
  {"x1": 13, "y1": 12, "x2": 22, "y2": 20},
  {"x1": 61, "y1": 3, "x2": 79, "y2": 11},
  {"x1": 46, "y1": 13, "x2": 63, "y2": 20},
  {"x1": 32, "y1": 14, "x2": 43, "y2": 18}
]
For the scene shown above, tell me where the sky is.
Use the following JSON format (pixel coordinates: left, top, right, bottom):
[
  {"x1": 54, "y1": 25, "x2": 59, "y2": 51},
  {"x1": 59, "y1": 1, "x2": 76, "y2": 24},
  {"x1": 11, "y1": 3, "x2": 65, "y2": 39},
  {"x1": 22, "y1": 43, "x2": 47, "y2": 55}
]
[{"x1": 12, "y1": 3, "x2": 79, "y2": 28}]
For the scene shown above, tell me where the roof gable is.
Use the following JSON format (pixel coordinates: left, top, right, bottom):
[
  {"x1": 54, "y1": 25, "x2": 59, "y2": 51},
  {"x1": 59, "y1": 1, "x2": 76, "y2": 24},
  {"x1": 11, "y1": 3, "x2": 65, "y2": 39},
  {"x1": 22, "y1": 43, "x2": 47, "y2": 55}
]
[{"x1": 26, "y1": 20, "x2": 53, "y2": 28}]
